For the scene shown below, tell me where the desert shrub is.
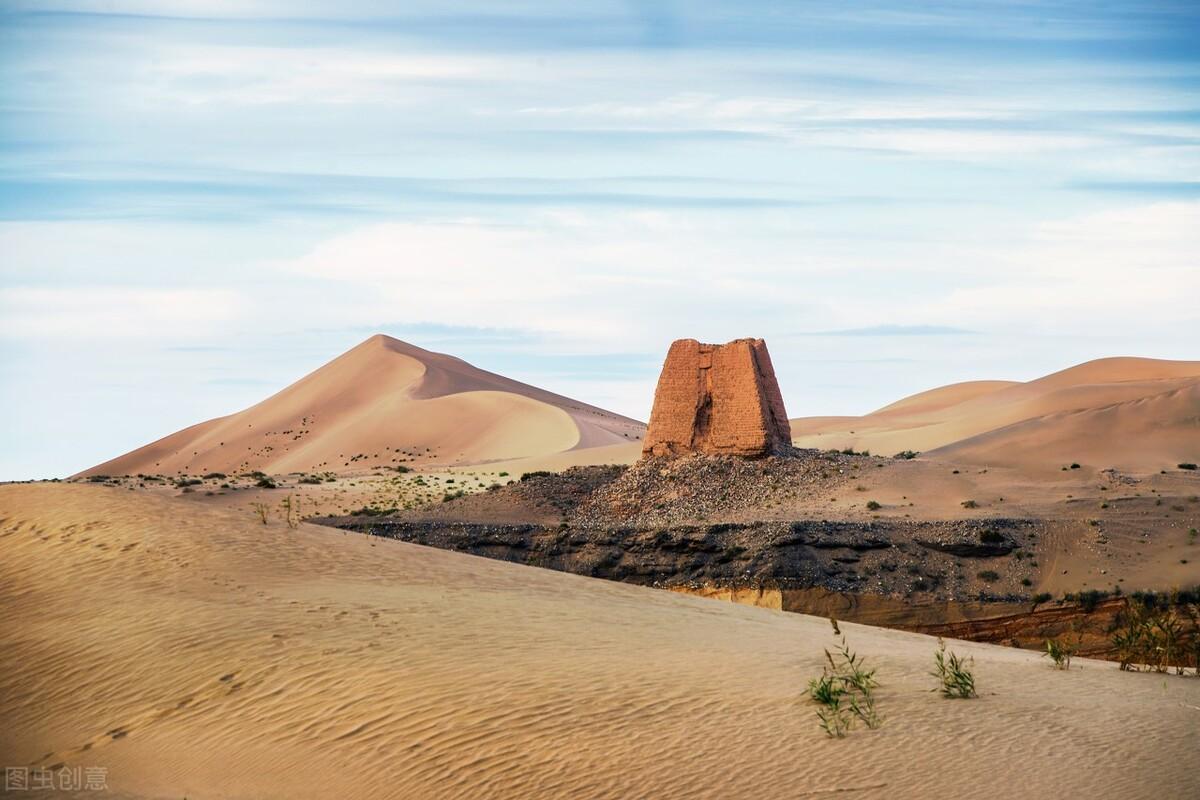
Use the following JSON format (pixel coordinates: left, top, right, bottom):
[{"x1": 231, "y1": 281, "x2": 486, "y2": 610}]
[
  {"x1": 202, "y1": 472, "x2": 226, "y2": 480},
  {"x1": 932, "y1": 638, "x2": 977, "y2": 698},
  {"x1": 255, "y1": 476, "x2": 277, "y2": 489},
  {"x1": 298, "y1": 475, "x2": 322, "y2": 484},
  {"x1": 175, "y1": 477, "x2": 202, "y2": 488},
  {"x1": 893, "y1": 450, "x2": 919, "y2": 460},
  {"x1": 1110, "y1": 598, "x2": 1200, "y2": 674},
  {"x1": 1020, "y1": 578, "x2": 1033, "y2": 587},
  {"x1": 1073, "y1": 589, "x2": 1109, "y2": 613},
  {"x1": 520, "y1": 471, "x2": 552, "y2": 482},
  {"x1": 865, "y1": 500, "x2": 882, "y2": 511},
  {"x1": 1032, "y1": 592, "x2": 1053, "y2": 605},
  {"x1": 961, "y1": 499, "x2": 979, "y2": 509},
  {"x1": 1178, "y1": 463, "x2": 1197, "y2": 470},
  {"x1": 977, "y1": 570, "x2": 1000, "y2": 582},
  {"x1": 979, "y1": 529, "x2": 1004, "y2": 544},
  {"x1": 348, "y1": 506, "x2": 396, "y2": 517},
  {"x1": 498, "y1": 471, "x2": 509, "y2": 477},
  {"x1": 442, "y1": 490, "x2": 466, "y2": 503},
  {"x1": 1044, "y1": 638, "x2": 1075, "y2": 670},
  {"x1": 805, "y1": 620, "x2": 882, "y2": 737},
  {"x1": 1070, "y1": 463, "x2": 1081, "y2": 469}
]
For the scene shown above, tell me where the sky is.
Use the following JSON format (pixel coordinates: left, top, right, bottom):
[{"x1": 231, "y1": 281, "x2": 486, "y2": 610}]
[{"x1": 1, "y1": 1, "x2": 1199, "y2": 480}]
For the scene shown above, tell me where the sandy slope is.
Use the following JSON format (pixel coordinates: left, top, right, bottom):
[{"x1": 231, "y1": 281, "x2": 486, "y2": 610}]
[
  {"x1": 76, "y1": 335, "x2": 645, "y2": 477},
  {"x1": 2, "y1": 484, "x2": 1198, "y2": 799},
  {"x1": 792, "y1": 357, "x2": 1200, "y2": 471}
]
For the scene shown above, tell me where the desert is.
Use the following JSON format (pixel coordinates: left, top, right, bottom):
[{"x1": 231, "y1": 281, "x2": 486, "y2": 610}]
[{"x1": 5, "y1": 3, "x2": 1200, "y2": 798}]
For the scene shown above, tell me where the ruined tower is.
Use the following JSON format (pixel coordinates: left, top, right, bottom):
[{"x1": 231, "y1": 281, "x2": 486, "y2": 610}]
[{"x1": 641, "y1": 338, "x2": 792, "y2": 458}]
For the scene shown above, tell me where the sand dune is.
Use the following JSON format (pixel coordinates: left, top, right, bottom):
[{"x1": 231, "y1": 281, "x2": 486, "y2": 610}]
[
  {"x1": 1, "y1": 483, "x2": 1197, "y2": 799},
  {"x1": 76, "y1": 335, "x2": 645, "y2": 477},
  {"x1": 792, "y1": 357, "x2": 1200, "y2": 471}
]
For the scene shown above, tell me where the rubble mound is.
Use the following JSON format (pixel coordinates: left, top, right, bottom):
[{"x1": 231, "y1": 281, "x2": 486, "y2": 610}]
[{"x1": 573, "y1": 449, "x2": 870, "y2": 526}]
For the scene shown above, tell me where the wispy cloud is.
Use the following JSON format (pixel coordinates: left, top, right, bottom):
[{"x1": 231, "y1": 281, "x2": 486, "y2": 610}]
[
  {"x1": 793, "y1": 325, "x2": 979, "y2": 337},
  {"x1": 2, "y1": 1, "x2": 1199, "y2": 479}
]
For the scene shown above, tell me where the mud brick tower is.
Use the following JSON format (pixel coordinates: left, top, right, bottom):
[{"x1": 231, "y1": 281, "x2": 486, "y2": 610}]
[{"x1": 642, "y1": 338, "x2": 792, "y2": 458}]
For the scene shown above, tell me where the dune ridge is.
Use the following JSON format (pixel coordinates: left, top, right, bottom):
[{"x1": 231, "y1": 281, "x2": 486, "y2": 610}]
[
  {"x1": 791, "y1": 356, "x2": 1200, "y2": 470},
  {"x1": 2, "y1": 483, "x2": 1198, "y2": 799},
  {"x1": 76, "y1": 335, "x2": 645, "y2": 478}
]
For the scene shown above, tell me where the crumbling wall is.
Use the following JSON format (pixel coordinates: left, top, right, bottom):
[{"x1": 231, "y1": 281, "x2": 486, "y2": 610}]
[{"x1": 642, "y1": 338, "x2": 792, "y2": 458}]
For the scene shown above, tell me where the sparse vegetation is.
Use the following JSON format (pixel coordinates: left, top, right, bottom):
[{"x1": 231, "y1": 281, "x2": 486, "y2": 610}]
[
  {"x1": 1044, "y1": 638, "x2": 1075, "y2": 670},
  {"x1": 961, "y1": 499, "x2": 978, "y2": 509},
  {"x1": 932, "y1": 638, "x2": 977, "y2": 698},
  {"x1": 977, "y1": 570, "x2": 1000, "y2": 582},
  {"x1": 250, "y1": 502, "x2": 269, "y2": 525},
  {"x1": 893, "y1": 450, "x2": 919, "y2": 460},
  {"x1": 865, "y1": 500, "x2": 882, "y2": 511},
  {"x1": 255, "y1": 476, "x2": 277, "y2": 489},
  {"x1": 805, "y1": 619, "x2": 881, "y2": 737},
  {"x1": 1179, "y1": 463, "x2": 1197, "y2": 471}
]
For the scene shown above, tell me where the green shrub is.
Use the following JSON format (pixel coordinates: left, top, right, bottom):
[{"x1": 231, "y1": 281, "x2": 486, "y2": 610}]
[
  {"x1": 805, "y1": 620, "x2": 882, "y2": 737},
  {"x1": 865, "y1": 500, "x2": 882, "y2": 511},
  {"x1": 1044, "y1": 638, "x2": 1075, "y2": 670},
  {"x1": 931, "y1": 638, "x2": 977, "y2": 698},
  {"x1": 893, "y1": 450, "x2": 919, "y2": 460}
]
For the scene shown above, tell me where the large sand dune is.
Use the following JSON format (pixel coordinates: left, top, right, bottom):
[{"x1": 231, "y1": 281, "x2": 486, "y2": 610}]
[
  {"x1": 2, "y1": 484, "x2": 1197, "y2": 799},
  {"x1": 792, "y1": 357, "x2": 1200, "y2": 471},
  {"x1": 76, "y1": 335, "x2": 645, "y2": 477}
]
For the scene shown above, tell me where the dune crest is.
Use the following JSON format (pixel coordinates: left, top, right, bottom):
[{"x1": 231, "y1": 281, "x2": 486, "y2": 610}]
[
  {"x1": 76, "y1": 334, "x2": 645, "y2": 477},
  {"x1": 791, "y1": 356, "x2": 1200, "y2": 470}
]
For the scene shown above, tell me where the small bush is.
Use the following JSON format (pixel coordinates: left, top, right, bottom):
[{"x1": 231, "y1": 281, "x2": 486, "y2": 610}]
[
  {"x1": 961, "y1": 499, "x2": 979, "y2": 509},
  {"x1": 1032, "y1": 592, "x2": 1053, "y2": 605},
  {"x1": 1069, "y1": 463, "x2": 1081, "y2": 470},
  {"x1": 1179, "y1": 463, "x2": 1197, "y2": 471},
  {"x1": 893, "y1": 450, "x2": 919, "y2": 460},
  {"x1": 977, "y1": 570, "x2": 1000, "y2": 582},
  {"x1": 520, "y1": 471, "x2": 552, "y2": 482},
  {"x1": 442, "y1": 490, "x2": 466, "y2": 503},
  {"x1": 979, "y1": 529, "x2": 1004, "y2": 544},
  {"x1": 931, "y1": 638, "x2": 977, "y2": 698},
  {"x1": 805, "y1": 620, "x2": 882, "y2": 737},
  {"x1": 865, "y1": 500, "x2": 882, "y2": 511},
  {"x1": 255, "y1": 476, "x2": 277, "y2": 489},
  {"x1": 1044, "y1": 638, "x2": 1075, "y2": 670}
]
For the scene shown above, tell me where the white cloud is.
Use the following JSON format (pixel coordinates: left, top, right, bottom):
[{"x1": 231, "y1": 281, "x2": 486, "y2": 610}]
[{"x1": 0, "y1": 287, "x2": 248, "y2": 339}]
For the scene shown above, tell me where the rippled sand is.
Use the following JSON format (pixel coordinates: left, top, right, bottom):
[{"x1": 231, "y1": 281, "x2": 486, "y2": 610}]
[{"x1": 2, "y1": 483, "x2": 1197, "y2": 799}]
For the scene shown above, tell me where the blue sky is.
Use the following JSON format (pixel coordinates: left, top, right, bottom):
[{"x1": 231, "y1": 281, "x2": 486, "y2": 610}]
[{"x1": 2, "y1": 1, "x2": 1198, "y2": 479}]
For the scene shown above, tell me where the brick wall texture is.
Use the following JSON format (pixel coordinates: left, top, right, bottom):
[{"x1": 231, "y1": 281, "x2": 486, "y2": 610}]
[{"x1": 642, "y1": 338, "x2": 792, "y2": 458}]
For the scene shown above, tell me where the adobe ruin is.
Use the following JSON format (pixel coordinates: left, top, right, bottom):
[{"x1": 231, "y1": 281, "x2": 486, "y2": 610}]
[{"x1": 641, "y1": 338, "x2": 792, "y2": 458}]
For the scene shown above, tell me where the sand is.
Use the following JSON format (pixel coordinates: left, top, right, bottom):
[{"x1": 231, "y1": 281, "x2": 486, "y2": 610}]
[
  {"x1": 791, "y1": 357, "x2": 1200, "y2": 471},
  {"x1": 75, "y1": 335, "x2": 645, "y2": 478},
  {"x1": 2, "y1": 483, "x2": 1198, "y2": 799}
]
